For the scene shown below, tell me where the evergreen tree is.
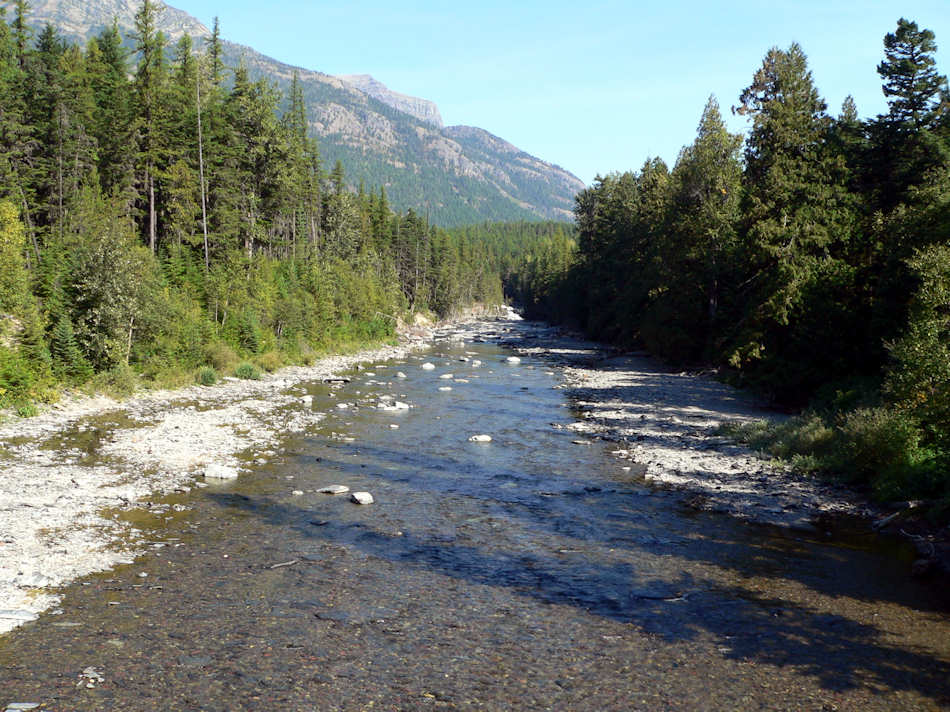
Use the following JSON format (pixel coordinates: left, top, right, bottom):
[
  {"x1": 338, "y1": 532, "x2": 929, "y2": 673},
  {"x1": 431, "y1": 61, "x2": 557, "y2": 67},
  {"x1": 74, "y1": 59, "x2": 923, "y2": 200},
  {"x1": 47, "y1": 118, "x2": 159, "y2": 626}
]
[{"x1": 878, "y1": 18, "x2": 948, "y2": 130}]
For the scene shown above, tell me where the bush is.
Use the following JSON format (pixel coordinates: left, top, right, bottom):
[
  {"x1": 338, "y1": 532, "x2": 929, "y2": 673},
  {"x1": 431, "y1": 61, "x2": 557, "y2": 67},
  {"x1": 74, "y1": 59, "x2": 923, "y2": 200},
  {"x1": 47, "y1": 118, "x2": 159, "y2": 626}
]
[
  {"x1": 234, "y1": 362, "x2": 261, "y2": 380},
  {"x1": 196, "y1": 367, "x2": 218, "y2": 386},
  {"x1": 255, "y1": 351, "x2": 282, "y2": 373},
  {"x1": 205, "y1": 341, "x2": 239, "y2": 373},
  {"x1": 15, "y1": 402, "x2": 38, "y2": 418},
  {"x1": 0, "y1": 346, "x2": 38, "y2": 406},
  {"x1": 833, "y1": 407, "x2": 921, "y2": 482},
  {"x1": 90, "y1": 362, "x2": 140, "y2": 397}
]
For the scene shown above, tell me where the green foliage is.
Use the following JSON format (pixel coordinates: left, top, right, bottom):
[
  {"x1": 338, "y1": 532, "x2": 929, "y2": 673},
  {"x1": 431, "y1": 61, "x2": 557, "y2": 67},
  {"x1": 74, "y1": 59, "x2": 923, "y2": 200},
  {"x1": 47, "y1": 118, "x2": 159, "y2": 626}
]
[
  {"x1": 49, "y1": 312, "x2": 91, "y2": 380},
  {"x1": 234, "y1": 361, "x2": 261, "y2": 380},
  {"x1": 0, "y1": 345, "x2": 37, "y2": 406},
  {"x1": 0, "y1": 200, "x2": 29, "y2": 313},
  {"x1": 204, "y1": 341, "x2": 239, "y2": 373},
  {"x1": 254, "y1": 351, "x2": 282, "y2": 373},
  {"x1": 196, "y1": 366, "x2": 218, "y2": 386},
  {"x1": 885, "y1": 244, "x2": 950, "y2": 450}
]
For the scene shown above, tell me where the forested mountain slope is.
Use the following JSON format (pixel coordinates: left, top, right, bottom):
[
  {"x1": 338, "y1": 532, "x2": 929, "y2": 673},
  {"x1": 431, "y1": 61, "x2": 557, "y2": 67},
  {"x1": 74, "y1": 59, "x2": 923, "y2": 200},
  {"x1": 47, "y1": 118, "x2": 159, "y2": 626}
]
[{"x1": 2, "y1": 0, "x2": 585, "y2": 226}]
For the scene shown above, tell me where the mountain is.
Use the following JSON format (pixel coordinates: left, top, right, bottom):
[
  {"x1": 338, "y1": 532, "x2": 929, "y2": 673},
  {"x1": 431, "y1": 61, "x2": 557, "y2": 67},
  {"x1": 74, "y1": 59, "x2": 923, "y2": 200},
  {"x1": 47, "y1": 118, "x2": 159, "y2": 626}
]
[
  {"x1": 2, "y1": 0, "x2": 585, "y2": 226},
  {"x1": 336, "y1": 74, "x2": 443, "y2": 128}
]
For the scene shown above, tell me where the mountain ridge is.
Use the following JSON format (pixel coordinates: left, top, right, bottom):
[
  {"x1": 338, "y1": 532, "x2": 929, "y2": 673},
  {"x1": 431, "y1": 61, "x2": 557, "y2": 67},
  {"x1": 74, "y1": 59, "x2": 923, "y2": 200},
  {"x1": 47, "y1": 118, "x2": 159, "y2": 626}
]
[{"x1": 2, "y1": 0, "x2": 585, "y2": 226}]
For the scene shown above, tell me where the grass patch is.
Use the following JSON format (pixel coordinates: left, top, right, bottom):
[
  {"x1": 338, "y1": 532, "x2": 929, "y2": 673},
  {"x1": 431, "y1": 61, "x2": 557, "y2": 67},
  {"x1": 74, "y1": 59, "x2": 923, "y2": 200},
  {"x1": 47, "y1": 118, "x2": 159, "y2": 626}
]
[
  {"x1": 196, "y1": 367, "x2": 218, "y2": 386},
  {"x1": 234, "y1": 362, "x2": 262, "y2": 380}
]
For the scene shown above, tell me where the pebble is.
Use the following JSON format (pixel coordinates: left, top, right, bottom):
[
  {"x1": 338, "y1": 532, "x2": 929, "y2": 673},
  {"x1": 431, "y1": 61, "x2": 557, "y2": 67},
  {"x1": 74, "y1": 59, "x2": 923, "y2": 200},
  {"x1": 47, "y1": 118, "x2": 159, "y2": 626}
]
[
  {"x1": 318, "y1": 485, "x2": 350, "y2": 495},
  {"x1": 421, "y1": 363, "x2": 436, "y2": 370},
  {"x1": 505, "y1": 356, "x2": 522, "y2": 364},
  {"x1": 396, "y1": 372, "x2": 407, "y2": 379},
  {"x1": 469, "y1": 434, "x2": 493, "y2": 443},
  {"x1": 292, "y1": 490, "x2": 304, "y2": 496},
  {"x1": 350, "y1": 491, "x2": 374, "y2": 505}
]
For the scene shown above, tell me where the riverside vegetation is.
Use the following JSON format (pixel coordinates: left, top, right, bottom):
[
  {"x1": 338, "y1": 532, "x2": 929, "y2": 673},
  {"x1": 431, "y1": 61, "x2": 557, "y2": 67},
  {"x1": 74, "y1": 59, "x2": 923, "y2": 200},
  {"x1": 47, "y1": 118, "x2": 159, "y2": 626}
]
[
  {"x1": 0, "y1": 1, "x2": 503, "y2": 413},
  {"x1": 492, "y1": 19, "x2": 950, "y2": 513}
]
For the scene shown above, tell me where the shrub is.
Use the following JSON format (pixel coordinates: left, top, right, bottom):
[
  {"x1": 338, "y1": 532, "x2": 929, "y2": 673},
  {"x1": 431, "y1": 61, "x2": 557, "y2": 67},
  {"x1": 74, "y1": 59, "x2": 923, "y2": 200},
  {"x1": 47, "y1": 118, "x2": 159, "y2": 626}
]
[
  {"x1": 204, "y1": 341, "x2": 239, "y2": 373},
  {"x1": 833, "y1": 407, "x2": 922, "y2": 482},
  {"x1": 255, "y1": 351, "x2": 282, "y2": 373},
  {"x1": 91, "y1": 363, "x2": 140, "y2": 397},
  {"x1": 15, "y1": 402, "x2": 38, "y2": 418},
  {"x1": 197, "y1": 367, "x2": 218, "y2": 386},
  {"x1": 234, "y1": 362, "x2": 261, "y2": 380}
]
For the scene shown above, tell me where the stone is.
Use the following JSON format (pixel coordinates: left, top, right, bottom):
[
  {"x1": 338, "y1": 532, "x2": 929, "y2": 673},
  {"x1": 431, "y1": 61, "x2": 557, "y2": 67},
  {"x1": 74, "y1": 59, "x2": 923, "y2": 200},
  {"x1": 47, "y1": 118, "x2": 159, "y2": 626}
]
[
  {"x1": 439, "y1": 386, "x2": 453, "y2": 392},
  {"x1": 292, "y1": 490, "x2": 304, "y2": 496},
  {"x1": 336, "y1": 403, "x2": 350, "y2": 410},
  {"x1": 393, "y1": 401, "x2": 410, "y2": 410},
  {"x1": 421, "y1": 363, "x2": 436, "y2": 370},
  {"x1": 506, "y1": 356, "x2": 522, "y2": 364},
  {"x1": 396, "y1": 372, "x2": 407, "y2": 379},
  {"x1": 6, "y1": 704, "x2": 41, "y2": 711},
  {"x1": 204, "y1": 464, "x2": 239, "y2": 480},
  {"x1": 440, "y1": 373, "x2": 454, "y2": 380},
  {"x1": 318, "y1": 485, "x2": 349, "y2": 495},
  {"x1": 472, "y1": 360, "x2": 482, "y2": 367},
  {"x1": 0, "y1": 610, "x2": 38, "y2": 622},
  {"x1": 301, "y1": 395, "x2": 313, "y2": 405},
  {"x1": 469, "y1": 434, "x2": 492, "y2": 443},
  {"x1": 350, "y1": 492, "x2": 374, "y2": 505},
  {"x1": 389, "y1": 424, "x2": 399, "y2": 429}
]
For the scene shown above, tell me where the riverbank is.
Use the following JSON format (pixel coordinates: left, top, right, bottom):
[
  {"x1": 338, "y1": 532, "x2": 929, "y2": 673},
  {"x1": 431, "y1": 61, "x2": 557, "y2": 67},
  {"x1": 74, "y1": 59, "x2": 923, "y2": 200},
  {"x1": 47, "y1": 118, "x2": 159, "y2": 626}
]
[{"x1": 0, "y1": 322, "x2": 449, "y2": 633}]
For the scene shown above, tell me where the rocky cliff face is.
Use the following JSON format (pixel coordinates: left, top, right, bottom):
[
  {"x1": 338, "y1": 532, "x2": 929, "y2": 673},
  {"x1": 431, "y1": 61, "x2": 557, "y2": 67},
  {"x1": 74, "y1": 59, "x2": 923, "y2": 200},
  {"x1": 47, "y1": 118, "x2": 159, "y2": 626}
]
[
  {"x1": 5, "y1": 0, "x2": 585, "y2": 226},
  {"x1": 337, "y1": 74, "x2": 444, "y2": 129},
  {"x1": 19, "y1": 0, "x2": 210, "y2": 41}
]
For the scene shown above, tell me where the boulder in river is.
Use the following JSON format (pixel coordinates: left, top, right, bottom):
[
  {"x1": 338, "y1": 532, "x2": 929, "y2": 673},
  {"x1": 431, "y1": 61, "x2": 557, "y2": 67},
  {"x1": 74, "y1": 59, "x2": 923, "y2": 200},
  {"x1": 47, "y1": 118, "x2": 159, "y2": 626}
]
[
  {"x1": 396, "y1": 372, "x2": 407, "y2": 379},
  {"x1": 318, "y1": 485, "x2": 350, "y2": 495},
  {"x1": 469, "y1": 434, "x2": 493, "y2": 443},
  {"x1": 421, "y1": 363, "x2": 436, "y2": 370},
  {"x1": 439, "y1": 386, "x2": 453, "y2": 392},
  {"x1": 440, "y1": 373, "x2": 454, "y2": 380},
  {"x1": 351, "y1": 491, "x2": 374, "y2": 505},
  {"x1": 505, "y1": 356, "x2": 522, "y2": 364},
  {"x1": 204, "y1": 464, "x2": 239, "y2": 480}
]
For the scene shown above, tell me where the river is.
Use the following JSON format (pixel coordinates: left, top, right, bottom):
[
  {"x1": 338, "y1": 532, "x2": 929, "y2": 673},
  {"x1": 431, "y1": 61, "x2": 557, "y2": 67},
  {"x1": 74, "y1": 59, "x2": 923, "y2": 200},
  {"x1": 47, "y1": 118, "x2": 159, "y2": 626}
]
[{"x1": 1, "y1": 321, "x2": 948, "y2": 711}]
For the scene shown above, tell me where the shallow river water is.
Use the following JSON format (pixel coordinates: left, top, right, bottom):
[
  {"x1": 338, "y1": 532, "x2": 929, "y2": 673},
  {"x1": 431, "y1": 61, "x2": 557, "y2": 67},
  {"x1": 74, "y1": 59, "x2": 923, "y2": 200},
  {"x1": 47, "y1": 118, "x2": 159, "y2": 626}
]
[{"x1": 1, "y1": 325, "x2": 949, "y2": 710}]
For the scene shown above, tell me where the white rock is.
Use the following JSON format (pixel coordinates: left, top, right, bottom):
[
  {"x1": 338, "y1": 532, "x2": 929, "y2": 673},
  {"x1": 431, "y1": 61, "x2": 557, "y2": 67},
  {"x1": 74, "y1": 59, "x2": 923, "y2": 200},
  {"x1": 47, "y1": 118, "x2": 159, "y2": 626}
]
[
  {"x1": 350, "y1": 491, "x2": 374, "y2": 505},
  {"x1": 336, "y1": 403, "x2": 350, "y2": 410},
  {"x1": 421, "y1": 363, "x2": 436, "y2": 370},
  {"x1": 440, "y1": 373, "x2": 454, "y2": 380},
  {"x1": 0, "y1": 610, "x2": 39, "y2": 622},
  {"x1": 505, "y1": 356, "x2": 521, "y2": 364},
  {"x1": 292, "y1": 490, "x2": 304, "y2": 496},
  {"x1": 301, "y1": 395, "x2": 313, "y2": 405},
  {"x1": 204, "y1": 464, "x2": 239, "y2": 480},
  {"x1": 389, "y1": 424, "x2": 400, "y2": 429},
  {"x1": 396, "y1": 372, "x2": 407, "y2": 379},
  {"x1": 469, "y1": 434, "x2": 493, "y2": 443},
  {"x1": 393, "y1": 401, "x2": 410, "y2": 410},
  {"x1": 472, "y1": 360, "x2": 482, "y2": 367},
  {"x1": 318, "y1": 485, "x2": 349, "y2": 495},
  {"x1": 439, "y1": 386, "x2": 453, "y2": 392}
]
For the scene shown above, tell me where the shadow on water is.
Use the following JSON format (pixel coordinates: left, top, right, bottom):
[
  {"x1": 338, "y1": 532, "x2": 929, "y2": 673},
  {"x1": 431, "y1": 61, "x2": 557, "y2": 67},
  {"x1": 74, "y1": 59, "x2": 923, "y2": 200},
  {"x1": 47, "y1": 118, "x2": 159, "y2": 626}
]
[{"x1": 207, "y1": 490, "x2": 950, "y2": 700}]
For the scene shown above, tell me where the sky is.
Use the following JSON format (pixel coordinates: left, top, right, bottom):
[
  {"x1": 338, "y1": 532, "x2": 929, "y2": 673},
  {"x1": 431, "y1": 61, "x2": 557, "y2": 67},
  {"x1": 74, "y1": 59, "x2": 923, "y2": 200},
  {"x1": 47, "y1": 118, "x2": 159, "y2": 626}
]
[{"x1": 168, "y1": 0, "x2": 949, "y2": 185}]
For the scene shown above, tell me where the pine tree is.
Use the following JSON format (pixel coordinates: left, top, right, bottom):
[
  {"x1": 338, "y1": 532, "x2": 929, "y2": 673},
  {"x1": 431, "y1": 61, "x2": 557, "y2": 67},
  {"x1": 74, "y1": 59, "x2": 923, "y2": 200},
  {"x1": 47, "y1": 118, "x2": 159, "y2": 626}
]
[{"x1": 878, "y1": 18, "x2": 948, "y2": 130}]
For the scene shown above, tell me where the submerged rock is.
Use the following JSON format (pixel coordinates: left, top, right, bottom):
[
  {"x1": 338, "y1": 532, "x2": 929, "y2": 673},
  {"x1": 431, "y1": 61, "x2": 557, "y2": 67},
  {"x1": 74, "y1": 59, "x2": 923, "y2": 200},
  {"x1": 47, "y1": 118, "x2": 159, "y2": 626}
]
[{"x1": 351, "y1": 491, "x2": 374, "y2": 505}]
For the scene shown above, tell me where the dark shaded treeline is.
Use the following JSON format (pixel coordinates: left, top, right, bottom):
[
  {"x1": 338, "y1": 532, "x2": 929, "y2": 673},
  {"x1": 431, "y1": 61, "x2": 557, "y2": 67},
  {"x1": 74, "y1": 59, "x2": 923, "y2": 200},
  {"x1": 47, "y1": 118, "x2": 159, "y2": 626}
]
[
  {"x1": 506, "y1": 20, "x2": 950, "y2": 504},
  {"x1": 0, "y1": 0, "x2": 503, "y2": 406}
]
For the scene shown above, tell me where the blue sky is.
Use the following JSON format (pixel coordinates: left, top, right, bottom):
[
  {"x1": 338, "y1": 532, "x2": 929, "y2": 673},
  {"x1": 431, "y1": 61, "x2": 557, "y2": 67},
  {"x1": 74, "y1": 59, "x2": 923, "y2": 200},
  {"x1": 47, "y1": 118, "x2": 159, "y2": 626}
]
[{"x1": 170, "y1": 0, "x2": 949, "y2": 185}]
